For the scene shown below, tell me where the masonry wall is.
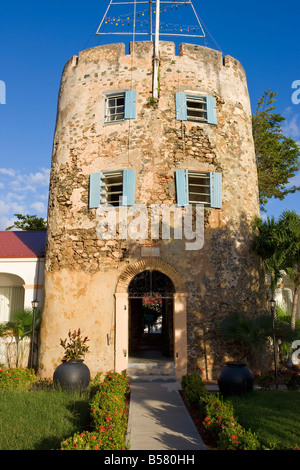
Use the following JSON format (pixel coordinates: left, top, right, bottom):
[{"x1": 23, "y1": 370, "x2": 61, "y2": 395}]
[{"x1": 38, "y1": 41, "x2": 265, "y2": 379}]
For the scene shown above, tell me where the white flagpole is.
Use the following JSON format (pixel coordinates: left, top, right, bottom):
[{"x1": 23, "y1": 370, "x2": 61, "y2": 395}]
[{"x1": 153, "y1": 0, "x2": 160, "y2": 99}]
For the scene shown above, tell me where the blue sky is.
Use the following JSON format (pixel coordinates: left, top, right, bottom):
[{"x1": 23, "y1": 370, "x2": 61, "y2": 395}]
[{"x1": 0, "y1": 0, "x2": 299, "y2": 230}]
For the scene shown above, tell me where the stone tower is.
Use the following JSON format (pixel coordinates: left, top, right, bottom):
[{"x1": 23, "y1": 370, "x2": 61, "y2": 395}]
[{"x1": 38, "y1": 41, "x2": 264, "y2": 380}]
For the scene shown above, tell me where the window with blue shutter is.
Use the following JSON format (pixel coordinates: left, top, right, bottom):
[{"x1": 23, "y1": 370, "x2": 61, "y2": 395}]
[
  {"x1": 206, "y1": 96, "x2": 217, "y2": 125},
  {"x1": 89, "y1": 172, "x2": 101, "y2": 208},
  {"x1": 176, "y1": 169, "x2": 189, "y2": 206},
  {"x1": 105, "y1": 90, "x2": 136, "y2": 122},
  {"x1": 122, "y1": 169, "x2": 136, "y2": 206},
  {"x1": 176, "y1": 170, "x2": 222, "y2": 208},
  {"x1": 175, "y1": 93, "x2": 217, "y2": 125},
  {"x1": 89, "y1": 169, "x2": 136, "y2": 208},
  {"x1": 175, "y1": 92, "x2": 187, "y2": 121},
  {"x1": 210, "y1": 172, "x2": 222, "y2": 208},
  {"x1": 124, "y1": 91, "x2": 137, "y2": 119}
]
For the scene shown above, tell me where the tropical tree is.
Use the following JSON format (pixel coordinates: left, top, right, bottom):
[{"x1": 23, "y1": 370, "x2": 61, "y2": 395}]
[
  {"x1": 278, "y1": 210, "x2": 300, "y2": 330},
  {"x1": 218, "y1": 311, "x2": 297, "y2": 370},
  {"x1": 253, "y1": 211, "x2": 300, "y2": 330},
  {"x1": 6, "y1": 213, "x2": 47, "y2": 231},
  {"x1": 0, "y1": 308, "x2": 41, "y2": 367},
  {"x1": 252, "y1": 215, "x2": 289, "y2": 298},
  {"x1": 252, "y1": 89, "x2": 300, "y2": 211}
]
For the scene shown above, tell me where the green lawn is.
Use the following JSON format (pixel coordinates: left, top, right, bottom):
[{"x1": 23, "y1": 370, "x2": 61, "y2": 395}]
[
  {"x1": 227, "y1": 390, "x2": 300, "y2": 450},
  {"x1": 0, "y1": 389, "x2": 90, "y2": 450}
]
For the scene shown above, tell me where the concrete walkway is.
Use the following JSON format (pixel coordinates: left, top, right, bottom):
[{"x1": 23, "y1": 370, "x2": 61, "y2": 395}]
[{"x1": 126, "y1": 381, "x2": 207, "y2": 451}]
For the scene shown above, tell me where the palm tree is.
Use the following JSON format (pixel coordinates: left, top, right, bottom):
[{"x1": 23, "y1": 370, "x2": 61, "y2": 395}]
[
  {"x1": 252, "y1": 215, "x2": 289, "y2": 299},
  {"x1": 218, "y1": 311, "x2": 297, "y2": 371},
  {"x1": 0, "y1": 308, "x2": 40, "y2": 367},
  {"x1": 253, "y1": 211, "x2": 300, "y2": 330},
  {"x1": 278, "y1": 210, "x2": 300, "y2": 330}
]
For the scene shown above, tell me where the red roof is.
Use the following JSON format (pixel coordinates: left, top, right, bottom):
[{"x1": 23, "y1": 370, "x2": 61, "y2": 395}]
[{"x1": 0, "y1": 231, "x2": 46, "y2": 258}]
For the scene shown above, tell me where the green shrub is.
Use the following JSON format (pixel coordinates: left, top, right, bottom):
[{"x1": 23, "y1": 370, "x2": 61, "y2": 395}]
[
  {"x1": 60, "y1": 427, "x2": 130, "y2": 450},
  {"x1": 202, "y1": 394, "x2": 236, "y2": 439},
  {"x1": 0, "y1": 367, "x2": 36, "y2": 391},
  {"x1": 285, "y1": 373, "x2": 300, "y2": 390},
  {"x1": 181, "y1": 373, "x2": 208, "y2": 407},
  {"x1": 181, "y1": 373, "x2": 261, "y2": 450},
  {"x1": 60, "y1": 371, "x2": 130, "y2": 450},
  {"x1": 254, "y1": 371, "x2": 277, "y2": 390},
  {"x1": 217, "y1": 422, "x2": 261, "y2": 450}
]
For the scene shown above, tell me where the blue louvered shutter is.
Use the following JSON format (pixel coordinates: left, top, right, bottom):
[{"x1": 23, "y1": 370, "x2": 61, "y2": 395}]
[
  {"x1": 210, "y1": 172, "x2": 222, "y2": 208},
  {"x1": 89, "y1": 172, "x2": 101, "y2": 208},
  {"x1": 175, "y1": 92, "x2": 187, "y2": 121},
  {"x1": 206, "y1": 96, "x2": 217, "y2": 125},
  {"x1": 176, "y1": 169, "x2": 189, "y2": 206},
  {"x1": 122, "y1": 169, "x2": 136, "y2": 206},
  {"x1": 124, "y1": 90, "x2": 137, "y2": 119}
]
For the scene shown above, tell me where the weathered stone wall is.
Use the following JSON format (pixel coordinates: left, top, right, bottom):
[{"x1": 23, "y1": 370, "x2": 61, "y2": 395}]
[{"x1": 38, "y1": 41, "x2": 264, "y2": 380}]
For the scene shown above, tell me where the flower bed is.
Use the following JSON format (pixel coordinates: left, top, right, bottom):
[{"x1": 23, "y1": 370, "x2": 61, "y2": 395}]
[
  {"x1": 0, "y1": 367, "x2": 36, "y2": 391},
  {"x1": 60, "y1": 371, "x2": 130, "y2": 450},
  {"x1": 181, "y1": 373, "x2": 261, "y2": 450}
]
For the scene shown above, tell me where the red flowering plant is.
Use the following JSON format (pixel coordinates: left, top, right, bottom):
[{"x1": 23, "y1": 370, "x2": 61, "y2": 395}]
[
  {"x1": 60, "y1": 428, "x2": 130, "y2": 450},
  {"x1": 202, "y1": 394, "x2": 237, "y2": 439},
  {"x1": 217, "y1": 422, "x2": 261, "y2": 450},
  {"x1": 60, "y1": 371, "x2": 131, "y2": 450},
  {"x1": 90, "y1": 371, "x2": 129, "y2": 432},
  {"x1": 0, "y1": 367, "x2": 36, "y2": 391},
  {"x1": 60, "y1": 329, "x2": 90, "y2": 361}
]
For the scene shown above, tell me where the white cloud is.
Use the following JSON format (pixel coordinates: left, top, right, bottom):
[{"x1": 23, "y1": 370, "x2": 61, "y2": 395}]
[
  {"x1": 0, "y1": 167, "x2": 50, "y2": 231},
  {"x1": 0, "y1": 168, "x2": 16, "y2": 177},
  {"x1": 282, "y1": 109, "x2": 300, "y2": 140},
  {"x1": 10, "y1": 168, "x2": 50, "y2": 192},
  {"x1": 30, "y1": 201, "x2": 46, "y2": 213},
  {"x1": 289, "y1": 172, "x2": 300, "y2": 187}
]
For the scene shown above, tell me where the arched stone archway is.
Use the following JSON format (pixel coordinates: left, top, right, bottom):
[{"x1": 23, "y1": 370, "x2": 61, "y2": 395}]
[{"x1": 115, "y1": 259, "x2": 188, "y2": 379}]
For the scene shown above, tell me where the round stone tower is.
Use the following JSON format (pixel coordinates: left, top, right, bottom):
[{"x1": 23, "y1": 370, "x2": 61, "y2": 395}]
[{"x1": 38, "y1": 41, "x2": 264, "y2": 380}]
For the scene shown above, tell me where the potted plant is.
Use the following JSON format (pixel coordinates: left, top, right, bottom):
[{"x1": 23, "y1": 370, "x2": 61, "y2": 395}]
[{"x1": 53, "y1": 329, "x2": 90, "y2": 390}]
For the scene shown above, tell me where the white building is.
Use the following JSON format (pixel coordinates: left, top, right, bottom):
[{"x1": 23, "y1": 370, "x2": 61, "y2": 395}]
[{"x1": 0, "y1": 231, "x2": 46, "y2": 367}]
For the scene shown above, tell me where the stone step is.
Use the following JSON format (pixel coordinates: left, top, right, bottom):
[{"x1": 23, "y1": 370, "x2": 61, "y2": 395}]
[
  {"x1": 128, "y1": 361, "x2": 175, "y2": 370},
  {"x1": 129, "y1": 374, "x2": 177, "y2": 383},
  {"x1": 127, "y1": 361, "x2": 176, "y2": 382},
  {"x1": 128, "y1": 367, "x2": 175, "y2": 376}
]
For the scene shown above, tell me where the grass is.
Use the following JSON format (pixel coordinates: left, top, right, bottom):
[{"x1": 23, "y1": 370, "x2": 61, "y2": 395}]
[
  {"x1": 227, "y1": 390, "x2": 300, "y2": 450},
  {"x1": 0, "y1": 389, "x2": 90, "y2": 450}
]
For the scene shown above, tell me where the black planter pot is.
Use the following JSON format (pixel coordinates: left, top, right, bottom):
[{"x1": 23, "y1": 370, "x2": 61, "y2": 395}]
[
  {"x1": 53, "y1": 359, "x2": 90, "y2": 390},
  {"x1": 218, "y1": 361, "x2": 254, "y2": 397}
]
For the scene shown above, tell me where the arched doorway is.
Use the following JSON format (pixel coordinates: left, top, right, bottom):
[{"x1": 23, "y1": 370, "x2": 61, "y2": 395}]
[
  {"x1": 114, "y1": 259, "x2": 188, "y2": 379},
  {"x1": 128, "y1": 270, "x2": 175, "y2": 359}
]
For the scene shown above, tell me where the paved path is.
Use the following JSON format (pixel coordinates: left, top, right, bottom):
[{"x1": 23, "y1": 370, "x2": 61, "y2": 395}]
[{"x1": 126, "y1": 381, "x2": 207, "y2": 451}]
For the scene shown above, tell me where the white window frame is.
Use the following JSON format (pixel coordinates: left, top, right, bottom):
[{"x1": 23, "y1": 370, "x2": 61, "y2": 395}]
[
  {"x1": 186, "y1": 96, "x2": 208, "y2": 123},
  {"x1": 187, "y1": 171, "x2": 211, "y2": 205},
  {"x1": 105, "y1": 93, "x2": 125, "y2": 122},
  {"x1": 101, "y1": 170, "x2": 124, "y2": 206}
]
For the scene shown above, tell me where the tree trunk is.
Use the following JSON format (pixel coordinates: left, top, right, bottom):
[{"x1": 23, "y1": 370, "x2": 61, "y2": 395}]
[{"x1": 291, "y1": 286, "x2": 299, "y2": 330}]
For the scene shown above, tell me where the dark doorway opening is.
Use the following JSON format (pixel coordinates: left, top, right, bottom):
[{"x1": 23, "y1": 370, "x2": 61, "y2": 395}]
[{"x1": 128, "y1": 270, "x2": 175, "y2": 359}]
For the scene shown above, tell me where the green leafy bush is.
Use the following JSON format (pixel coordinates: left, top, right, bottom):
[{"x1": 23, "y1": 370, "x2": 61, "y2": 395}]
[
  {"x1": 285, "y1": 373, "x2": 300, "y2": 390},
  {"x1": 217, "y1": 422, "x2": 261, "y2": 450},
  {"x1": 181, "y1": 373, "x2": 261, "y2": 450},
  {"x1": 181, "y1": 373, "x2": 208, "y2": 407},
  {"x1": 59, "y1": 427, "x2": 129, "y2": 450},
  {"x1": 0, "y1": 367, "x2": 36, "y2": 391},
  {"x1": 254, "y1": 371, "x2": 277, "y2": 390},
  {"x1": 60, "y1": 371, "x2": 130, "y2": 450}
]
